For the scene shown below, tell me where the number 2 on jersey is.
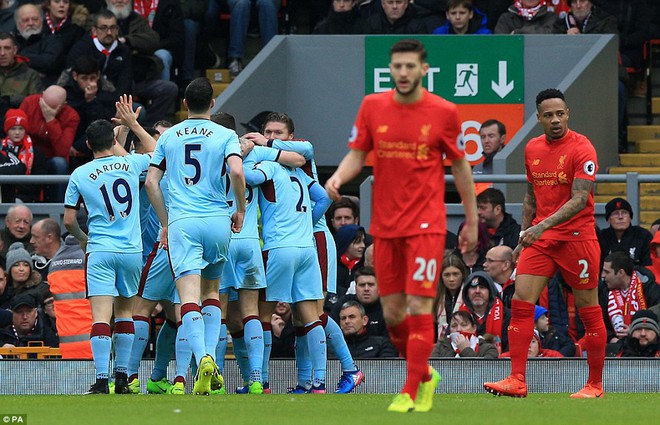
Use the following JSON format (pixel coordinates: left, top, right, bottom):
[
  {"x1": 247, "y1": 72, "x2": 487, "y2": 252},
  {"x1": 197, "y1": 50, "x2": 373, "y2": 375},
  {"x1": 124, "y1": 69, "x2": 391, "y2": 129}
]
[
  {"x1": 99, "y1": 178, "x2": 133, "y2": 221},
  {"x1": 290, "y1": 176, "x2": 307, "y2": 213},
  {"x1": 184, "y1": 144, "x2": 202, "y2": 185}
]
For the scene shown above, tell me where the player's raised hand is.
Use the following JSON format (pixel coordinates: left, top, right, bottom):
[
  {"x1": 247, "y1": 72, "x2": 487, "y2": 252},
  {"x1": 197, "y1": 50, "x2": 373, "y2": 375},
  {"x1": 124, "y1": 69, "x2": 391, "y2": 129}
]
[
  {"x1": 112, "y1": 94, "x2": 141, "y2": 128},
  {"x1": 457, "y1": 221, "x2": 478, "y2": 254},
  {"x1": 244, "y1": 132, "x2": 268, "y2": 146},
  {"x1": 231, "y1": 211, "x2": 244, "y2": 233},
  {"x1": 324, "y1": 174, "x2": 343, "y2": 201}
]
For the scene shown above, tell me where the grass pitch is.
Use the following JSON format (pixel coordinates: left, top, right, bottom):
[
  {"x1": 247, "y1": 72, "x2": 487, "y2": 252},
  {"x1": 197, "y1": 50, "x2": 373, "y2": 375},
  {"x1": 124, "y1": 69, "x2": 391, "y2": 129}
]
[{"x1": 0, "y1": 393, "x2": 657, "y2": 425}]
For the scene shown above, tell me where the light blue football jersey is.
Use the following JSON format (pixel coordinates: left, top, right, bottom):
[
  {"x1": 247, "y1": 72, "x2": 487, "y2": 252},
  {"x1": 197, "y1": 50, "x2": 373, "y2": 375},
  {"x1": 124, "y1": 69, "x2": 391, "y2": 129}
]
[
  {"x1": 139, "y1": 174, "x2": 170, "y2": 260},
  {"x1": 65, "y1": 154, "x2": 151, "y2": 253},
  {"x1": 150, "y1": 119, "x2": 241, "y2": 224}
]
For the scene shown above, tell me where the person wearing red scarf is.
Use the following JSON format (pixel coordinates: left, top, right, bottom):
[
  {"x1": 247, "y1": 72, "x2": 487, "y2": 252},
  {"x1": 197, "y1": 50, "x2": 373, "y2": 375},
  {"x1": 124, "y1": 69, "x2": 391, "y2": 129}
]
[
  {"x1": 494, "y1": 0, "x2": 557, "y2": 34},
  {"x1": 335, "y1": 224, "x2": 366, "y2": 298}
]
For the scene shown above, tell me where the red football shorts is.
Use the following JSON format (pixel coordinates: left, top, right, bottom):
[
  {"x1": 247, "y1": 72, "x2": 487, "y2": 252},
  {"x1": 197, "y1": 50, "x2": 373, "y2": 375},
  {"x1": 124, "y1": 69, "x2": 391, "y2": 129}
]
[
  {"x1": 374, "y1": 234, "x2": 445, "y2": 298},
  {"x1": 516, "y1": 239, "x2": 600, "y2": 290}
]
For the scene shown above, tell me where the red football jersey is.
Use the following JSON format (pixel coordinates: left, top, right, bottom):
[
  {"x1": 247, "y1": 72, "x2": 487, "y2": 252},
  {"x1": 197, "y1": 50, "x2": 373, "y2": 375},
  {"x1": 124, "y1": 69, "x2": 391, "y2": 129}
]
[
  {"x1": 348, "y1": 89, "x2": 464, "y2": 238},
  {"x1": 524, "y1": 129, "x2": 598, "y2": 240}
]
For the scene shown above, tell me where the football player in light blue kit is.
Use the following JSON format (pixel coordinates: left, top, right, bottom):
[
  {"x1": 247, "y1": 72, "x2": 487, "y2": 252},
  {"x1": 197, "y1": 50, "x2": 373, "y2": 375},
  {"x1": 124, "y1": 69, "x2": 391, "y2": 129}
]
[
  {"x1": 243, "y1": 147, "x2": 332, "y2": 393},
  {"x1": 145, "y1": 78, "x2": 246, "y2": 396},
  {"x1": 245, "y1": 112, "x2": 364, "y2": 394},
  {"x1": 63, "y1": 118, "x2": 151, "y2": 395}
]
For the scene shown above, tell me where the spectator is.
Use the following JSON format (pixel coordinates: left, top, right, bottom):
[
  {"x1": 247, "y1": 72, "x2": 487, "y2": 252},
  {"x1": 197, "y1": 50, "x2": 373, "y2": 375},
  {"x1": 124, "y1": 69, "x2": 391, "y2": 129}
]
[
  {"x1": 434, "y1": 251, "x2": 468, "y2": 340},
  {"x1": 501, "y1": 329, "x2": 563, "y2": 358},
  {"x1": 0, "y1": 0, "x2": 18, "y2": 34},
  {"x1": 554, "y1": 0, "x2": 617, "y2": 34},
  {"x1": 606, "y1": 309, "x2": 659, "y2": 357},
  {"x1": 472, "y1": 0, "x2": 510, "y2": 32},
  {"x1": 226, "y1": 0, "x2": 280, "y2": 78},
  {"x1": 19, "y1": 85, "x2": 80, "y2": 201},
  {"x1": 144, "y1": 0, "x2": 185, "y2": 82},
  {"x1": 650, "y1": 230, "x2": 660, "y2": 283},
  {"x1": 59, "y1": 55, "x2": 117, "y2": 171},
  {"x1": 105, "y1": 0, "x2": 178, "y2": 125},
  {"x1": 598, "y1": 197, "x2": 653, "y2": 267},
  {"x1": 472, "y1": 119, "x2": 506, "y2": 175},
  {"x1": 41, "y1": 0, "x2": 89, "y2": 61},
  {"x1": 456, "y1": 221, "x2": 490, "y2": 273},
  {"x1": 0, "y1": 265, "x2": 11, "y2": 309},
  {"x1": 494, "y1": 0, "x2": 557, "y2": 34},
  {"x1": 336, "y1": 300, "x2": 397, "y2": 358},
  {"x1": 330, "y1": 266, "x2": 388, "y2": 338},
  {"x1": 0, "y1": 293, "x2": 58, "y2": 348},
  {"x1": 600, "y1": 251, "x2": 660, "y2": 344},
  {"x1": 432, "y1": 0, "x2": 491, "y2": 34},
  {"x1": 483, "y1": 245, "x2": 515, "y2": 303},
  {"x1": 178, "y1": 0, "x2": 207, "y2": 85},
  {"x1": 534, "y1": 305, "x2": 575, "y2": 356},
  {"x1": 546, "y1": 0, "x2": 570, "y2": 16},
  {"x1": 0, "y1": 204, "x2": 32, "y2": 256},
  {"x1": 329, "y1": 196, "x2": 359, "y2": 232},
  {"x1": 13, "y1": 3, "x2": 65, "y2": 85},
  {"x1": 459, "y1": 270, "x2": 510, "y2": 351},
  {"x1": 47, "y1": 230, "x2": 93, "y2": 359},
  {"x1": 313, "y1": 0, "x2": 364, "y2": 34},
  {"x1": 270, "y1": 301, "x2": 294, "y2": 358},
  {"x1": 0, "y1": 32, "x2": 43, "y2": 125},
  {"x1": 6, "y1": 242, "x2": 50, "y2": 306},
  {"x1": 335, "y1": 224, "x2": 366, "y2": 298},
  {"x1": 476, "y1": 188, "x2": 521, "y2": 250},
  {"x1": 30, "y1": 218, "x2": 62, "y2": 280},
  {"x1": 362, "y1": 0, "x2": 428, "y2": 34},
  {"x1": 430, "y1": 310, "x2": 499, "y2": 358},
  {"x1": 650, "y1": 218, "x2": 660, "y2": 236},
  {"x1": 1, "y1": 109, "x2": 48, "y2": 203}
]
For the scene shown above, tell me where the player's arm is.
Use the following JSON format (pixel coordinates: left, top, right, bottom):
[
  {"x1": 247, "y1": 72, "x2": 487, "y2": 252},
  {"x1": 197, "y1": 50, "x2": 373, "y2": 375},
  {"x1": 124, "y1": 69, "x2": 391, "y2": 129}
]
[
  {"x1": 520, "y1": 178, "x2": 592, "y2": 247},
  {"x1": 521, "y1": 182, "x2": 537, "y2": 231},
  {"x1": 325, "y1": 149, "x2": 367, "y2": 201},
  {"x1": 451, "y1": 157, "x2": 478, "y2": 254},
  {"x1": 145, "y1": 165, "x2": 168, "y2": 246},
  {"x1": 271, "y1": 139, "x2": 314, "y2": 161},
  {"x1": 63, "y1": 207, "x2": 88, "y2": 251},
  {"x1": 308, "y1": 181, "x2": 331, "y2": 225},
  {"x1": 227, "y1": 154, "x2": 246, "y2": 233}
]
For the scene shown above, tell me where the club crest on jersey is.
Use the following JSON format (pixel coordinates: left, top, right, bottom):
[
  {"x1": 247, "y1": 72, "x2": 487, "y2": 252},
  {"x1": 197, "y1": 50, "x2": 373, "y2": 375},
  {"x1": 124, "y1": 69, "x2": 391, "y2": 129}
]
[
  {"x1": 583, "y1": 160, "x2": 596, "y2": 176},
  {"x1": 419, "y1": 124, "x2": 431, "y2": 142},
  {"x1": 348, "y1": 125, "x2": 358, "y2": 143},
  {"x1": 417, "y1": 144, "x2": 429, "y2": 160},
  {"x1": 558, "y1": 155, "x2": 566, "y2": 169}
]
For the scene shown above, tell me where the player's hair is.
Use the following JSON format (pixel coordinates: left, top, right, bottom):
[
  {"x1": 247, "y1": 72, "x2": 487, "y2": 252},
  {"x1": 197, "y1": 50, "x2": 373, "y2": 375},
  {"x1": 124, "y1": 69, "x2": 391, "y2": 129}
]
[
  {"x1": 94, "y1": 8, "x2": 117, "y2": 24},
  {"x1": 450, "y1": 310, "x2": 476, "y2": 328},
  {"x1": 476, "y1": 188, "x2": 507, "y2": 213},
  {"x1": 480, "y1": 119, "x2": 506, "y2": 136},
  {"x1": 211, "y1": 112, "x2": 237, "y2": 131},
  {"x1": 72, "y1": 55, "x2": 100, "y2": 75},
  {"x1": 390, "y1": 38, "x2": 427, "y2": 62},
  {"x1": 341, "y1": 300, "x2": 366, "y2": 316},
  {"x1": 86, "y1": 119, "x2": 115, "y2": 152},
  {"x1": 604, "y1": 251, "x2": 634, "y2": 277},
  {"x1": 153, "y1": 120, "x2": 173, "y2": 129},
  {"x1": 447, "y1": 0, "x2": 473, "y2": 11},
  {"x1": 0, "y1": 32, "x2": 17, "y2": 46},
  {"x1": 143, "y1": 126, "x2": 159, "y2": 137},
  {"x1": 330, "y1": 197, "x2": 359, "y2": 220},
  {"x1": 535, "y1": 88, "x2": 566, "y2": 108},
  {"x1": 355, "y1": 265, "x2": 375, "y2": 280},
  {"x1": 37, "y1": 218, "x2": 61, "y2": 238},
  {"x1": 262, "y1": 112, "x2": 294, "y2": 135},
  {"x1": 184, "y1": 77, "x2": 213, "y2": 113}
]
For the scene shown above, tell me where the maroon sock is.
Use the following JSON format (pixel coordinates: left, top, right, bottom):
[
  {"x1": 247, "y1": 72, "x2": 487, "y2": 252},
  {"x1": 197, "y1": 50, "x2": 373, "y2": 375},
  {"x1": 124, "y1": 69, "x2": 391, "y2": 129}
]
[
  {"x1": 579, "y1": 305, "x2": 606, "y2": 387},
  {"x1": 401, "y1": 314, "x2": 434, "y2": 399},
  {"x1": 386, "y1": 315, "x2": 410, "y2": 358},
  {"x1": 509, "y1": 299, "x2": 536, "y2": 379}
]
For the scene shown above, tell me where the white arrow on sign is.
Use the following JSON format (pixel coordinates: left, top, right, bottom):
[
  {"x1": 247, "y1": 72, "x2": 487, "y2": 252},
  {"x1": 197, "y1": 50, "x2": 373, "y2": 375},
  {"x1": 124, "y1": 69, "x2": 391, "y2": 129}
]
[{"x1": 491, "y1": 61, "x2": 514, "y2": 99}]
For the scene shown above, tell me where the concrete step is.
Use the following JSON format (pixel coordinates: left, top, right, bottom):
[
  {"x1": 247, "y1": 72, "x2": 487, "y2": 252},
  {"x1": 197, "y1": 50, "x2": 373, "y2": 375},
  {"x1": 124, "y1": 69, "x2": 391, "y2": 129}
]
[
  {"x1": 619, "y1": 153, "x2": 660, "y2": 166},
  {"x1": 607, "y1": 166, "x2": 660, "y2": 174},
  {"x1": 594, "y1": 195, "x2": 660, "y2": 210},
  {"x1": 628, "y1": 125, "x2": 660, "y2": 142},
  {"x1": 641, "y1": 211, "x2": 660, "y2": 224},
  {"x1": 595, "y1": 183, "x2": 660, "y2": 196},
  {"x1": 654, "y1": 97, "x2": 660, "y2": 115},
  {"x1": 205, "y1": 68, "x2": 231, "y2": 84},
  {"x1": 636, "y1": 140, "x2": 660, "y2": 153}
]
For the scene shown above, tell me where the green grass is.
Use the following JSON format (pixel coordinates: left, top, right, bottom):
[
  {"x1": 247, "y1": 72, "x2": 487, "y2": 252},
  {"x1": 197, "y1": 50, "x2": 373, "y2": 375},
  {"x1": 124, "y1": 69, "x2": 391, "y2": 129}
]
[{"x1": 0, "y1": 393, "x2": 657, "y2": 425}]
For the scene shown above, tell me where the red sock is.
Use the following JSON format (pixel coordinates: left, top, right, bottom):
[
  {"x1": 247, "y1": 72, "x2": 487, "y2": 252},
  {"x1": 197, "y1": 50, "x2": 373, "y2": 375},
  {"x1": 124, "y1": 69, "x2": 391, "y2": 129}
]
[
  {"x1": 508, "y1": 299, "x2": 536, "y2": 379},
  {"x1": 387, "y1": 315, "x2": 410, "y2": 358},
  {"x1": 578, "y1": 305, "x2": 606, "y2": 387},
  {"x1": 401, "y1": 314, "x2": 434, "y2": 399}
]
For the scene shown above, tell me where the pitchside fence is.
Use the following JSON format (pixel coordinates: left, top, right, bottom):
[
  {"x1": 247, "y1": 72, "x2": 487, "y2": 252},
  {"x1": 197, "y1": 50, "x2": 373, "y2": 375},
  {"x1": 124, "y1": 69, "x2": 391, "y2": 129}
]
[{"x1": 0, "y1": 358, "x2": 657, "y2": 395}]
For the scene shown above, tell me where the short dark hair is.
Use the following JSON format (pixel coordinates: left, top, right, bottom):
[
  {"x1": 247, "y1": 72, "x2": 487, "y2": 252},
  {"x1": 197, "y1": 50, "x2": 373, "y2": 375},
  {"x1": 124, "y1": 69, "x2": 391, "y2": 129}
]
[
  {"x1": 143, "y1": 126, "x2": 159, "y2": 137},
  {"x1": 450, "y1": 310, "x2": 476, "y2": 328},
  {"x1": 390, "y1": 38, "x2": 427, "y2": 62},
  {"x1": 536, "y1": 88, "x2": 566, "y2": 109},
  {"x1": 330, "y1": 197, "x2": 359, "y2": 219},
  {"x1": 480, "y1": 119, "x2": 506, "y2": 136},
  {"x1": 354, "y1": 266, "x2": 375, "y2": 280},
  {"x1": 95, "y1": 8, "x2": 117, "y2": 24},
  {"x1": 72, "y1": 56, "x2": 100, "y2": 75},
  {"x1": 604, "y1": 251, "x2": 634, "y2": 277},
  {"x1": 153, "y1": 120, "x2": 173, "y2": 129},
  {"x1": 211, "y1": 112, "x2": 237, "y2": 131},
  {"x1": 476, "y1": 188, "x2": 506, "y2": 213},
  {"x1": 86, "y1": 119, "x2": 114, "y2": 152},
  {"x1": 262, "y1": 112, "x2": 295, "y2": 134},
  {"x1": 447, "y1": 0, "x2": 473, "y2": 11},
  {"x1": 0, "y1": 32, "x2": 16, "y2": 45},
  {"x1": 184, "y1": 77, "x2": 213, "y2": 113},
  {"x1": 340, "y1": 300, "x2": 366, "y2": 316}
]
